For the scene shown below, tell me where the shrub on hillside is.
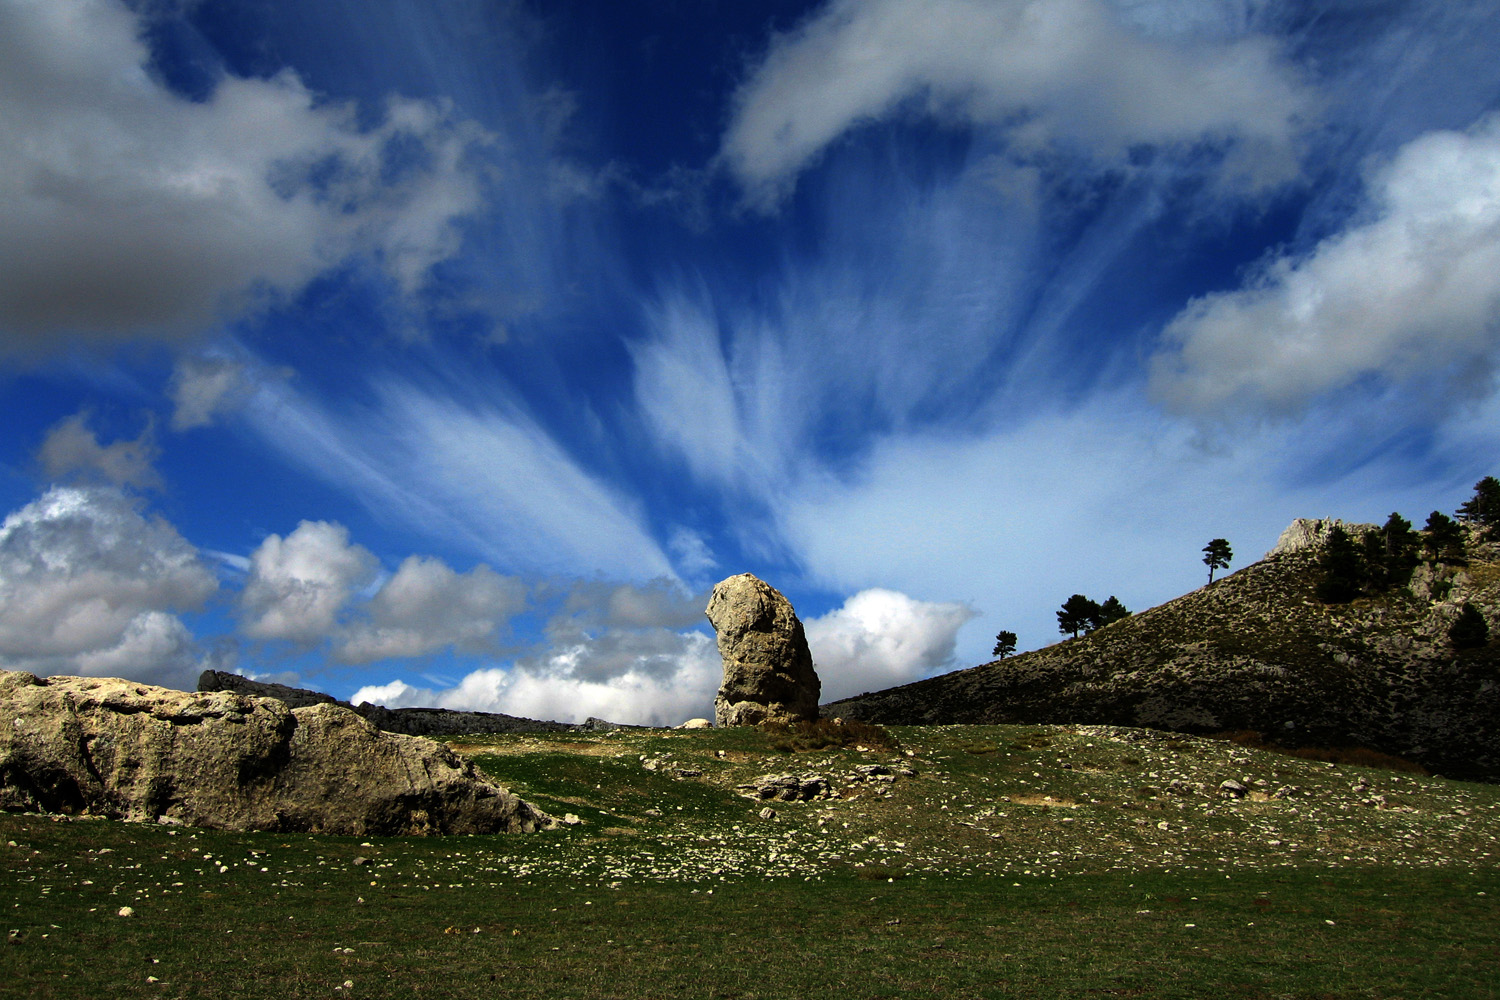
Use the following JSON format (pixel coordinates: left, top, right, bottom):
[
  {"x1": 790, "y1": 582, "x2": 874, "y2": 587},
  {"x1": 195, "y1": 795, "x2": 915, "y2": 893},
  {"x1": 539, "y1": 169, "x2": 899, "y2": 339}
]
[{"x1": 1450, "y1": 604, "x2": 1490, "y2": 650}]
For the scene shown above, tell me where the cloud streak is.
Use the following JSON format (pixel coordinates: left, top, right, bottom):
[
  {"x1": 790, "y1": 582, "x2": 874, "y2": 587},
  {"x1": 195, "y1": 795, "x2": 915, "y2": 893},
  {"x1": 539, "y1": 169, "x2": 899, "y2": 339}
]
[
  {"x1": 720, "y1": 0, "x2": 1312, "y2": 207},
  {"x1": 245, "y1": 377, "x2": 676, "y2": 581}
]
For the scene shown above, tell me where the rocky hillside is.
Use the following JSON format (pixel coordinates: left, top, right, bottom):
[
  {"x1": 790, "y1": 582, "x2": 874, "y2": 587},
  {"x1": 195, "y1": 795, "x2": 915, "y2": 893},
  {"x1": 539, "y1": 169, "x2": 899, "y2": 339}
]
[{"x1": 827, "y1": 519, "x2": 1500, "y2": 782}]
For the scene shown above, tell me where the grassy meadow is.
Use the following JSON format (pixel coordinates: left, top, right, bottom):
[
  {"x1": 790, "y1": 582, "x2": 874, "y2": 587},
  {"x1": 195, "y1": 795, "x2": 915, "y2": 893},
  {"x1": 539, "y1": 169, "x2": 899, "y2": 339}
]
[{"x1": 4, "y1": 722, "x2": 1498, "y2": 998}]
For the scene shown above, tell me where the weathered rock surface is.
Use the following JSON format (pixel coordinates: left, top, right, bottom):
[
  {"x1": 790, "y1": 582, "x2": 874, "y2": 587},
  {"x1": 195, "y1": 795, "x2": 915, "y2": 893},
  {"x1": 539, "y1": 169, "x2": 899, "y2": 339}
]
[
  {"x1": 737, "y1": 773, "x2": 832, "y2": 802},
  {"x1": 707, "y1": 574, "x2": 821, "y2": 727},
  {"x1": 828, "y1": 520, "x2": 1500, "y2": 783},
  {"x1": 1266, "y1": 517, "x2": 1378, "y2": 558},
  {"x1": 0, "y1": 671, "x2": 552, "y2": 835}
]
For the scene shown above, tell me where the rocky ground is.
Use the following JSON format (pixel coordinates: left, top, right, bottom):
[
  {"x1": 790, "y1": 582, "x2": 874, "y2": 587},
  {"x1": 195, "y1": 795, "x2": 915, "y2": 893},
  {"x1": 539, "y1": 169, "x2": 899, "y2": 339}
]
[
  {"x1": 6, "y1": 721, "x2": 1497, "y2": 1000},
  {"x1": 411, "y1": 722, "x2": 1500, "y2": 886},
  {"x1": 8, "y1": 721, "x2": 1498, "y2": 898}
]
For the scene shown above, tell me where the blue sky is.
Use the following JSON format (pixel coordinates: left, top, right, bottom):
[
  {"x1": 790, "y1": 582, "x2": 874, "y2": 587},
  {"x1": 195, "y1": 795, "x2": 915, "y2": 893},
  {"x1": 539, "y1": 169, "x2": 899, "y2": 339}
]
[{"x1": 3, "y1": 0, "x2": 1500, "y2": 724}]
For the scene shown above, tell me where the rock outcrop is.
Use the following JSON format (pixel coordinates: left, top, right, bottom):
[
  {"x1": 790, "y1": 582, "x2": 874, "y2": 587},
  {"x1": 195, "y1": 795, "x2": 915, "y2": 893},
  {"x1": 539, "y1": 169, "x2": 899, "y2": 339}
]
[
  {"x1": 0, "y1": 671, "x2": 552, "y2": 835},
  {"x1": 1266, "y1": 517, "x2": 1378, "y2": 558},
  {"x1": 707, "y1": 574, "x2": 821, "y2": 727}
]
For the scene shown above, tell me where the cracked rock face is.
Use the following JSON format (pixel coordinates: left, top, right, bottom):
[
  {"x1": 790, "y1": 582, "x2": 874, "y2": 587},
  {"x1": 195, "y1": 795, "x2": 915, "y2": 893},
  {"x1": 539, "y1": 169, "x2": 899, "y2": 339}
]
[
  {"x1": 0, "y1": 671, "x2": 551, "y2": 835},
  {"x1": 707, "y1": 573, "x2": 821, "y2": 727}
]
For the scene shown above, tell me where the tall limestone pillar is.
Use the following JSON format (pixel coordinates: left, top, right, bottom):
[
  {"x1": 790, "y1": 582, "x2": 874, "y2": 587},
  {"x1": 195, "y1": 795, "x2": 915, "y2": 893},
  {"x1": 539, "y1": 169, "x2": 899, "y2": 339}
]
[{"x1": 706, "y1": 573, "x2": 821, "y2": 726}]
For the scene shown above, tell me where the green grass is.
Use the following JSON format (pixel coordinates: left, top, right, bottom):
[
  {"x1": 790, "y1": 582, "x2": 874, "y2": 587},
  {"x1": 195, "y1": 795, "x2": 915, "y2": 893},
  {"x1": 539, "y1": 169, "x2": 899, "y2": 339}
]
[{"x1": 5, "y1": 722, "x2": 1499, "y2": 998}]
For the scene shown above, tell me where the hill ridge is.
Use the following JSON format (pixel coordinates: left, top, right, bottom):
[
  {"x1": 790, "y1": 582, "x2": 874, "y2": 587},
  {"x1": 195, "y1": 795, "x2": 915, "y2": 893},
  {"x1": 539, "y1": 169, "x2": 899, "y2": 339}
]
[{"x1": 826, "y1": 519, "x2": 1500, "y2": 782}]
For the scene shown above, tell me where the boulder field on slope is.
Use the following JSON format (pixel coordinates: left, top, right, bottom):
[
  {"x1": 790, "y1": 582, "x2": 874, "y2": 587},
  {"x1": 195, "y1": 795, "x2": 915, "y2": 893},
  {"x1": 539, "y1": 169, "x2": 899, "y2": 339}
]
[
  {"x1": 826, "y1": 526, "x2": 1500, "y2": 782},
  {"x1": 0, "y1": 671, "x2": 552, "y2": 835}
]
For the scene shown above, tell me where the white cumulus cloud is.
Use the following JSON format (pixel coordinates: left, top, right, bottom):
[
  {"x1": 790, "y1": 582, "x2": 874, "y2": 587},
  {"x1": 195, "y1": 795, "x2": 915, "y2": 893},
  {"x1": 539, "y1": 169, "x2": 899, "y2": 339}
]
[
  {"x1": 0, "y1": 486, "x2": 216, "y2": 688},
  {"x1": 1153, "y1": 112, "x2": 1500, "y2": 415},
  {"x1": 0, "y1": 0, "x2": 491, "y2": 352},
  {"x1": 335, "y1": 556, "x2": 527, "y2": 663},
  {"x1": 352, "y1": 628, "x2": 721, "y2": 726},
  {"x1": 721, "y1": 0, "x2": 1311, "y2": 207},
  {"x1": 806, "y1": 588, "x2": 976, "y2": 702},
  {"x1": 238, "y1": 520, "x2": 377, "y2": 645}
]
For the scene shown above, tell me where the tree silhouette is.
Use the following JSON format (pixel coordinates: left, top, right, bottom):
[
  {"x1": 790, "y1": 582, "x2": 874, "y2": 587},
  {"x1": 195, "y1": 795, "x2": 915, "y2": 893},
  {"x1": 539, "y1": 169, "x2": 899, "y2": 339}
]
[
  {"x1": 1381, "y1": 512, "x2": 1419, "y2": 588},
  {"x1": 1457, "y1": 476, "x2": 1500, "y2": 537},
  {"x1": 1093, "y1": 596, "x2": 1131, "y2": 629},
  {"x1": 1057, "y1": 594, "x2": 1098, "y2": 638},
  {"x1": 1423, "y1": 510, "x2": 1465, "y2": 563},
  {"x1": 992, "y1": 630, "x2": 1017, "y2": 660},
  {"x1": 1315, "y1": 525, "x2": 1363, "y2": 604},
  {"x1": 1360, "y1": 528, "x2": 1389, "y2": 592},
  {"x1": 1202, "y1": 538, "x2": 1232, "y2": 583}
]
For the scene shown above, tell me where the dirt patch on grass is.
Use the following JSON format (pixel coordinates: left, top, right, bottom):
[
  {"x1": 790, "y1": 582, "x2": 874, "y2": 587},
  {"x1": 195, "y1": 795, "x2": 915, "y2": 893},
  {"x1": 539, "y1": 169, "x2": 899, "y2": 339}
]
[
  {"x1": 448, "y1": 738, "x2": 627, "y2": 758},
  {"x1": 1010, "y1": 795, "x2": 1079, "y2": 808}
]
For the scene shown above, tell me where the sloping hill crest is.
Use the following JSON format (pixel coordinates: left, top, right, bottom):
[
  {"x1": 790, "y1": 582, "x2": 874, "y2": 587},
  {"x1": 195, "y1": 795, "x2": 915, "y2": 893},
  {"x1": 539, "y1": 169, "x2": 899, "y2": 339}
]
[{"x1": 827, "y1": 518, "x2": 1500, "y2": 782}]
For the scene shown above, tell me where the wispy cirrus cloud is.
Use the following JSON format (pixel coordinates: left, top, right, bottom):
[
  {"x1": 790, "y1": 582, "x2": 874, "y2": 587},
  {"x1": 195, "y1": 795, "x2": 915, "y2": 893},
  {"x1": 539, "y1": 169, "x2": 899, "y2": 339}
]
[{"x1": 245, "y1": 377, "x2": 676, "y2": 581}]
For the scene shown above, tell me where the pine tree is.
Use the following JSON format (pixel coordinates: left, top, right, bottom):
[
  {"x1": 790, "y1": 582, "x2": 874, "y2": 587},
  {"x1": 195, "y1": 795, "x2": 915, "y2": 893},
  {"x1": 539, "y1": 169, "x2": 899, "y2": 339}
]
[
  {"x1": 1456, "y1": 476, "x2": 1500, "y2": 537},
  {"x1": 1315, "y1": 525, "x2": 1363, "y2": 603},
  {"x1": 1202, "y1": 538, "x2": 1232, "y2": 584},
  {"x1": 1057, "y1": 595, "x2": 1099, "y2": 638},
  {"x1": 1360, "y1": 529, "x2": 1388, "y2": 592},
  {"x1": 1382, "y1": 512, "x2": 1419, "y2": 587},
  {"x1": 1423, "y1": 510, "x2": 1466, "y2": 564},
  {"x1": 992, "y1": 630, "x2": 1017, "y2": 660},
  {"x1": 1094, "y1": 596, "x2": 1131, "y2": 628}
]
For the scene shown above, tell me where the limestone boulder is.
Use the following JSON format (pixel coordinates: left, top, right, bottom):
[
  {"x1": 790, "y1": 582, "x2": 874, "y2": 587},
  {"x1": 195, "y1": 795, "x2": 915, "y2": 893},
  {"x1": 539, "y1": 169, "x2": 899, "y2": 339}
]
[
  {"x1": 707, "y1": 573, "x2": 820, "y2": 727},
  {"x1": 0, "y1": 671, "x2": 551, "y2": 835}
]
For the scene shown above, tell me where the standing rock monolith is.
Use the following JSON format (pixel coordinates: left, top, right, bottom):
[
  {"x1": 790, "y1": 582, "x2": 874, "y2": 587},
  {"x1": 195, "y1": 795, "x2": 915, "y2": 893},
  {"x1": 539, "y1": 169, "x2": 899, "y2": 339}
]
[{"x1": 706, "y1": 573, "x2": 820, "y2": 727}]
